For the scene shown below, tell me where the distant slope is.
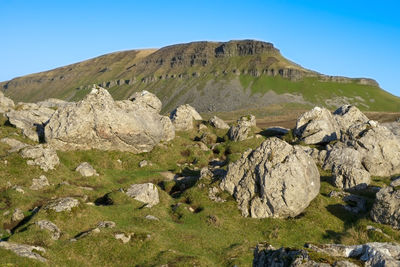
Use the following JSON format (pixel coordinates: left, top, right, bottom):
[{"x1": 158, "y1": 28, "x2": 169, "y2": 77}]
[{"x1": 1, "y1": 40, "x2": 400, "y2": 113}]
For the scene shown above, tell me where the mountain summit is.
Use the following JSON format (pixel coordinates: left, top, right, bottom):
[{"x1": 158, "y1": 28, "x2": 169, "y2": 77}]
[{"x1": 1, "y1": 40, "x2": 399, "y2": 113}]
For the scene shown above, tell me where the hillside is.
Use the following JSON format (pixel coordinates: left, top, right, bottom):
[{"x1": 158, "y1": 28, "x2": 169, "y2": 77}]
[{"x1": 1, "y1": 40, "x2": 400, "y2": 113}]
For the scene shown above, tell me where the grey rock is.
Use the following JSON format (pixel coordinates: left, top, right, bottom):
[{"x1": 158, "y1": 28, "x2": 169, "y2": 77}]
[
  {"x1": 296, "y1": 146, "x2": 327, "y2": 166},
  {"x1": 20, "y1": 144, "x2": 59, "y2": 171},
  {"x1": 343, "y1": 194, "x2": 367, "y2": 213},
  {"x1": 382, "y1": 122, "x2": 400, "y2": 141},
  {"x1": 0, "y1": 91, "x2": 15, "y2": 113},
  {"x1": 6, "y1": 103, "x2": 54, "y2": 142},
  {"x1": 343, "y1": 120, "x2": 400, "y2": 177},
  {"x1": 30, "y1": 175, "x2": 50, "y2": 190},
  {"x1": 371, "y1": 186, "x2": 400, "y2": 229},
  {"x1": 37, "y1": 98, "x2": 70, "y2": 109},
  {"x1": 159, "y1": 115, "x2": 175, "y2": 142},
  {"x1": 145, "y1": 215, "x2": 159, "y2": 221},
  {"x1": 44, "y1": 197, "x2": 79, "y2": 212},
  {"x1": 199, "y1": 167, "x2": 213, "y2": 180},
  {"x1": 36, "y1": 220, "x2": 61, "y2": 240},
  {"x1": 129, "y1": 90, "x2": 162, "y2": 113},
  {"x1": 0, "y1": 241, "x2": 47, "y2": 262},
  {"x1": 209, "y1": 115, "x2": 229, "y2": 129},
  {"x1": 45, "y1": 87, "x2": 171, "y2": 153},
  {"x1": 97, "y1": 221, "x2": 116, "y2": 228},
  {"x1": 390, "y1": 177, "x2": 400, "y2": 187},
  {"x1": 0, "y1": 138, "x2": 28, "y2": 153},
  {"x1": 295, "y1": 107, "x2": 340, "y2": 144},
  {"x1": 75, "y1": 162, "x2": 98, "y2": 177},
  {"x1": 228, "y1": 114, "x2": 257, "y2": 141},
  {"x1": 208, "y1": 187, "x2": 226, "y2": 203},
  {"x1": 333, "y1": 105, "x2": 369, "y2": 132},
  {"x1": 170, "y1": 104, "x2": 202, "y2": 131},
  {"x1": 253, "y1": 243, "x2": 330, "y2": 267},
  {"x1": 220, "y1": 137, "x2": 320, "y2": 218},
  {"x1": 12, "y1": 209, "x2": 24, "y2": 222},
  {"x1": 114, "y1": 233, "x2": 131, "y2": 243},
  {"x1": 125, "y1": 183, "x2": 159, "y2": 207}
]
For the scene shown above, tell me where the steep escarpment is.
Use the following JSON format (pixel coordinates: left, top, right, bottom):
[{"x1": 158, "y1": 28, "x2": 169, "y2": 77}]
[{"x1": 1, "y1": 40, "x2": 399, "y2": 113}]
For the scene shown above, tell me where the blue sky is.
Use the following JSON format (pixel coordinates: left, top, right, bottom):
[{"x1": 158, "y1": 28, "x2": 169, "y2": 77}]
[{"x1": 1, "y1": 0, "x2": 399, "y2": 96}]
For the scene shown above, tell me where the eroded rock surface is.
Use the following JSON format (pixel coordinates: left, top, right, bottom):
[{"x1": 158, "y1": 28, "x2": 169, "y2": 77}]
[
  {"x1": 169, "y1": 104, "x2": 202, "y2": 131},
  {"x1": 0, "y1": 241, "x2": 47, "y2": 262},
  {"x1": 0, "y1": 91, "x2": 15, "y2": 113},
  {"x1": 371, "y1": 186, "x2": 400, "y2": 229},
  {"x1": 209, "y1": 115, "x2": 229, "y2": 129},
  {"x1": 36, "y1": 220, "x2": 61, "y2": 240},
  {"x1": 44, "y1": 197, "x2": 79, "y2": 212},
  {"x1": 220, "y1": 137, "x2": 320, "y2": 218},
  {"x1": 20, "y1": 145, "x2": 59, "y2": 171},
  {"x1": 125, "y1": 183, "x2": 159, "y2": 207},
  {"x1": 75, "y1": 162, "x2": 98, "y2": 177},
  {"x1": 45, "y1": 87, "x2": 172, "y2": 153}
]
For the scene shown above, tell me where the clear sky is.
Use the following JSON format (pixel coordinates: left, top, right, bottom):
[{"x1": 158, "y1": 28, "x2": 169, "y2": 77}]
[{"x1": 1, "y1": 0, "x2": 399, "y2": 96}]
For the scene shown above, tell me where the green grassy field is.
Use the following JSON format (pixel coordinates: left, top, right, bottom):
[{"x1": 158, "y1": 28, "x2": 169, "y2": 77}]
[{"x1": 1, "y1": 114, "x2": 400, "y2": 266}]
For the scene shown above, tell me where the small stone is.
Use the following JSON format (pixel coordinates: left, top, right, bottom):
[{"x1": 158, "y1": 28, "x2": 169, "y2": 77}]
[
  {"x1": 159, "y1": 171, "x2": 175, "y2": 181},
  {"x1": 125, "y1": 183, "x2": 159, "y2": 207},
  {"x1": 139, "y1": 160, "x2": 148, "y2": 167},
  {"x1": 30, "y1": 175, "x2": 49, "y2": 190},
  {"x1": 12, "y1": 209, "x2": 24, "y2": 222},
  {"x1": 75, "y1": 162, "x2": 98, "y2": 177},
  {"x1": 145, "y1": 215, "x2": 159, "y2": 221},
  {"x1": 97, "y1": 221, "x2": 116, "y2": 228},
  {"x1": 117, "y1": 159, "x2": 122, "y2": 164},
  {"x1": 390, "y1": 177, "x2": 400, "y2": 187},
  {"x1": 36, "y1": 220, "x2": 61, "y2": 240},
  {"x1": 12, "y1": 186, "x2": 25, "y2": 194},
  {"x1": 188, "y1": 207, "x2": 195, "y2": 213},
  {"x1": 115, "y1": 233, "x2": 131, "y2": 243}
]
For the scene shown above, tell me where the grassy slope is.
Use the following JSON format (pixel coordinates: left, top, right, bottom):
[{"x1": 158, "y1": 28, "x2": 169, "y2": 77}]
[{"x1": 0, "y1": 115, "x2": 399, "y2": 266}]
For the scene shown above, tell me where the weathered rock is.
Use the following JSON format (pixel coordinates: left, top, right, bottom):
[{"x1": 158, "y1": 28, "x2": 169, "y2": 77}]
[
  {"x1": 343, "y1": 120, "x2": 400, "y2": 177},
  {"x1": 37, "y1": 98, "x2": 70, "y2": 109},
  {"x1": 75, "y1": 162, "x2": 98, "y2": 177},
  {"x1": 45, "y1": 87, "x2": 171, "y2": 153},
  {"x1": 371, "y1": 186, "x2": 400, "y2": 229},
  {"x1": 295, "y1": 107, "x2": 340, "y2": 144},
  {"x1": 145, "y1": 215, "x2": 159, "y2": 221},
  {"x1": 199, "y1": 167, "x2": 213, "y2": 180},
  {"x1": 307, "y1": 242, "x2": 400, "y2": 267},
  {"x1": 125, "y1": 183, "x2": 159, "y2": 207},
  {"x1": 209, "y1": 115, "x2": 229, "y2": 129},
  {"x1": 228, "y1": 115, "x2": 257, "y2": 141},
  {"x1": 115, "y1": 233, "x2": 131, "y2": 243},
  {"x1": 36, "y1": 220, "x2": 61, "y2": 240},
  {"x1": 220, "y1": 137, "x2": 320, "y2": 218},
  {"x1": 208, "y1": 187, "x2": 226, "y2": 203},
  {"x1": 12, "y1": 209, "x2": 24, "y2": 222},
  {"x1": 20, "y1": 144, "x2": 59, "y2": 171},
  {"x1": 139, "y1": 160, "x2": 149, "y2": 168},
  {"x1": 296, "y1": 146, "x2": 327, "y2": 166},
  {"x1": 30, "y1": 175, "x2": 50, "y2": 190},
  {"x1": 390, "y1": 177, "x2": 400, "y2": 187},
  {"x1": 128, "y1": 90, "x2": 162, "y2": 113},
  {"x1": 199, "y1": 132, "x2": 217, "y2": 145},
  {"x1": 382, "y1": 122, "x2": 400, "y2": 141},
  {"x1": 6, "y1": 103, "x2": 55, "y2": 142},
  {"x1": 263, "y1": 126, "x2": 289, "y2": 136},
  {"x1": 253, "y1": 243, "x2": 331, "y2": 267},
  {"x1": 333, "y1": 105, "x2": 369, "y2": 132},
  {"x1": 0, "y1": 241, "x2": 47, "y2": 262},
  {"x1": 97, "y1": 221, "x2": 116, "y2": 228},
  {"x1": 0, "y1": 138, "x2": 28, "y2": 153},
  {"x1": 159, "y1": 116, "x2": 175, "y2": 141},
  {"x1": 169, "y1": 104, "x2": 202, "y2": 131},
  {"x1": 44, "y1": 197, "x2": 79, "y2": 212},
  {"x1": 343, "y1": 194, "x2": 367, "y2": 213},
  {"x1": 0, "y1": 91, "x2": 15, "y2": 113}
]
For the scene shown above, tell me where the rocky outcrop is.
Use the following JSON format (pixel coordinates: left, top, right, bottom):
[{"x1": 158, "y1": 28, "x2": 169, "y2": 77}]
[
  {"x1": 45, "y1": 87, "x2": 173, "y2": 153},
  {"x1": 36, "y1": 220, "x2": 61, "y2": 240},
  {"x1": 0, "y1": 138, "x2": 28, "y2": 153},
  {"x1": 342, "y1": 120, "x2": 400, "y2": 177},
  {"x1": 306, "y1": 242, "x2": 400, "y2": 267},
  {"x1": 370, "y1": 186, "x2": 400, "y2": 229},
  {"x1": 20, "y1": 144, "x2": 59, "y2": 171},
  {"x1": 333, "y1": 105, "x2": 369, "y2": 132},
  {"x1": 169, "y1": 104, "x2": 202, "y2": 131},
  {"x1": 209, "y1": 115, "x2": 229, "y2": 129},
  {"x1": 75, "y1": 162, "x2": 98, "y2": 177},
  {"x1": 228, "y1": 115, "x2": 256, "y2": 141},
  {"x1": 0, "y1": 91, "x2": 15, "y2": 113},
  {"x1": 125, "y1": 183, "x2": 159, "y2": 207},
  {"x1": 44, "y1": 197, "x2": 79, "y2": 212},
  {"x1": 0, "y1": 241, "x2": 47, "y2": 262},
  {"x1": 37, "y1": 98, "x2": 70, "y2": 109},
  {"x1": 128, "y1": 90, "x2": 162, "y2": 113},
  {"x1": 6, "y1": 103, "x2": 55, "y2": 142},
  {"x1": 30, "y1": 175, "x2": 50, "y2": 190},
  {"x1": 295, "y1": 107, "x2": 339, "y2": 144},
  {"x1": 220, "y1": 138, "x2": 320, "y2": 218}
]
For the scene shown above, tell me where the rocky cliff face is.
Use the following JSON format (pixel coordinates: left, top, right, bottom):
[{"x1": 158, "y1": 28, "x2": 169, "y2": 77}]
[{"x1": 1, "y1": 40, "x2": 392, "y2": 113}]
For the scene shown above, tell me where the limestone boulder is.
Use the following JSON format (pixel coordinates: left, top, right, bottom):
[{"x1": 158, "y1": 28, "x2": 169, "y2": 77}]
[
  {"x1": 228, "y1": 114, "x2": 256, "y2": 141},
  {"x1": 125, "y1": 183, "x2": 159, "y2": 207},
  {"x1": 0, "y1": 91, "x2": 15, "y2": 113},
  {"x1": 295, "y1": 107, "x2": 340, "y2": 144},
  {"x1": 35, "y1": 220, "x2": 61, "y2": 240},
  {"x1": 209, "y1": 115, "x2": 229, "y2": 129},
  {"x1": 128, "y1": 90, "x2": 162, "y2": 113},
  {"x1": 20, "y1": 145, "x2": 59, "y2": 171},
  {"x1": 0, "y1": 241, "x2": 47, "y2": 262},
  {"x1": 220, "y1": 137, "x2": 320, "y2": 218},
  {"x1": 6, "y1": 103, "x2": 55, "y2": 142},
  {"x1": 45, "y1": 87, "x2": 172, "y2": 153},
  {"x1": 343, "y1": 120, "x2": 400, "y2": 177},
  {"x1": 75, "y1": 162, "x2": 98, "y2": 177},
  {"x1": 169, "y1": 104, "x2": 202, "y2": 131},
  {"x1": 333, "y1": 105, "x2": 369, "y2": 132},
  {"x1": 370, "y1": 186, "x2": 400, "y2": 229},
  {"x1": 30, "y1": 175, "x2": 50, "y2": 190},
  {"x1": 43, "y1": 197, "x2": 79, "y2": 212}
]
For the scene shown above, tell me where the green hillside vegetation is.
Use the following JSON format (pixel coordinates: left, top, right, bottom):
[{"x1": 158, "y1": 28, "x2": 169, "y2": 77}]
[
  {"x1": 1, "y1": 115, "x2": 399, "y2": 266},
  {"x1": 2, "y1": 40, "x2": 399, "y2": 114}
]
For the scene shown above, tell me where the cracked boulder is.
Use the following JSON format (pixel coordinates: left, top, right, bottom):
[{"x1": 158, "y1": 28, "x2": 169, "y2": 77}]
[
  {"x1": 169, "y1": 104, "x2": 202, "y2": 131},
  {"x1": 45, "y1": 87, "x2": 173, "y2": 153},
  {"x1": 220, "y1": 137, "x2": 320, "y2": 218},
  {"x1": 125, "y1": 183, "x2": 159, "y2": 207},
  {"x1": 370, "y1": 186, "x2": 400, "y2": 229}
]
